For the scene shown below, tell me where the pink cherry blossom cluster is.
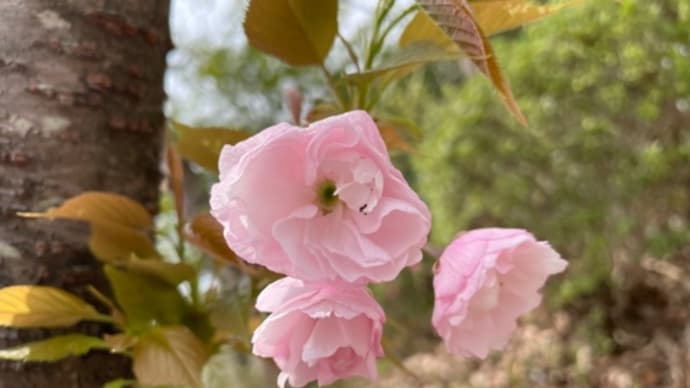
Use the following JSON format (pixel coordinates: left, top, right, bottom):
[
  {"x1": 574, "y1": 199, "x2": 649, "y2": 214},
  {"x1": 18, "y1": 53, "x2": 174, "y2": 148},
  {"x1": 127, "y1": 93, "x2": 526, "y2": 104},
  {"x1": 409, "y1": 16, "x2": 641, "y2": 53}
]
[{"x1": 210, "y1": 111, "x2": 567, "y2": 387}]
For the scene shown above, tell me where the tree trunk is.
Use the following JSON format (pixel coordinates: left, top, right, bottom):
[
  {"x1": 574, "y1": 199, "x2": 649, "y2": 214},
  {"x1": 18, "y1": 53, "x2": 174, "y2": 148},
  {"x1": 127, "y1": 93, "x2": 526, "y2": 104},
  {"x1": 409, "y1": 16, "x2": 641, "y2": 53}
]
[{"x1": 0, "y1": 1, "x2": 169, "y2": 387}]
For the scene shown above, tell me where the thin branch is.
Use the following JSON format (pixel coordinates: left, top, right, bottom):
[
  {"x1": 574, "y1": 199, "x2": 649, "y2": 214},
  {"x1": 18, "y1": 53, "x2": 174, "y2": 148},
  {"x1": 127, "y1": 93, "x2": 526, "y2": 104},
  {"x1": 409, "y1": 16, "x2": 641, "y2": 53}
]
[
  {"x1": 382, "y1": 339, "x2": 425, "y2": 387},
  {"x1": 319, "y1": 63, "x2": 346, "y2": 109},
  {"x1": 338, "y1": 31, "x2": 361, "y2": 73},
  {"x1": 366, "y1": 3, "x2": 419, "y2": 71},
  {"x1": 366, "y1": 0, "x2": 395, "y2": 69},
  {"x1": 378, "y1": 4, "x2": 420, "y2": 48}
]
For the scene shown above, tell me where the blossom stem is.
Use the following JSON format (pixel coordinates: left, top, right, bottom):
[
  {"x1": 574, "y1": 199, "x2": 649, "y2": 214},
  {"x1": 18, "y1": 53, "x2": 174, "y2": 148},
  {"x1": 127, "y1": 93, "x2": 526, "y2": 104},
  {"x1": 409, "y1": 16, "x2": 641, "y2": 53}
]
[
  {"x1": 377, "y1": 4, "x2": 419, "y2": 50},
  {"x1": 382, "y1": 340, "x2": 425, "y2": 386},
  {"x1": 365, "y1": 0, "x2": 395, "y2": 70},
  {"x1": 338, "y1": 31, "x2": 361, "y2": 73},
  {"x1": 319, "y1": 63, "x2": 347, "y2": 110}
]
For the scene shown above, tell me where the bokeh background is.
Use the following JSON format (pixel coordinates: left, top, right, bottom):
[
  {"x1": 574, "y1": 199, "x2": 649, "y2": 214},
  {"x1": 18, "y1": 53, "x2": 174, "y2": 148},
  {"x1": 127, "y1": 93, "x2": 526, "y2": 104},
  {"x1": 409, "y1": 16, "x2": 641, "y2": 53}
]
[{"x1": 165, "y1": 0, "x2": 690, "y2": 386}]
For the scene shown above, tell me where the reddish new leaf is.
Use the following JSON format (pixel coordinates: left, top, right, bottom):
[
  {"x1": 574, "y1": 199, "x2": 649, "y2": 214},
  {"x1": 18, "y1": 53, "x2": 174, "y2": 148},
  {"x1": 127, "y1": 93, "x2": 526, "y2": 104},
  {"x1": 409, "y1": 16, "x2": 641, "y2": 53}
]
[
  {"x1": 417, "y1": 0, "x2": 527, "y2": 125},
  {"x1": 184, "y1": 213, "x2": 240, "y2": 266}
]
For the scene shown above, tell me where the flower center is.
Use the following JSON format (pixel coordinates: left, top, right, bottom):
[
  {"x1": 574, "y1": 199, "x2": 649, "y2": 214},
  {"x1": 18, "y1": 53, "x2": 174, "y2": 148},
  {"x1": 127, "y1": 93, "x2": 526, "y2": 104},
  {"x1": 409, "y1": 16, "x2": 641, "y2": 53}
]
[
  {"x1": 316, "y1": 179, "x2": 339, "y2": 211},
  {"x1": 314, "y1": 156, "x2": 384, "y2": 215},
  {"x1": 469, "y1": 270, "x2": 501, "y2": 312},
  {"x1": 329, "y1": 347, "x2": 357, "y2": 373}
]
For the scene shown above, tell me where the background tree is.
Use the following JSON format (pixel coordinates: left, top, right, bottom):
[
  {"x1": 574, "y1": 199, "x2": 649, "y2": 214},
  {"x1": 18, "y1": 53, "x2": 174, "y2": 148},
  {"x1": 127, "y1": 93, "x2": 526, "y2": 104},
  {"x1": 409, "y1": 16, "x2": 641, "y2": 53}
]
[
  {"x1": 0, "y1": 1, "x2": 169, "y2": 387},
  {"x1": 407, "y1": 0, "x2": 689, "y2": 304},
  {"x1": 373, "y1": 0, "x2": 689, "y2": 385}
]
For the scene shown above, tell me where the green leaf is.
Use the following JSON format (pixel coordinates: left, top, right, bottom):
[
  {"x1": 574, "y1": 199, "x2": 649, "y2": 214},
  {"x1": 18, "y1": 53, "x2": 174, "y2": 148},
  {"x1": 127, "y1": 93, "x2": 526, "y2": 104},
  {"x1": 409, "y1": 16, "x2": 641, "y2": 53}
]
[
  {"x1": 208, "y1": 285, "x2": 253, "y2": 349},
  {"x1": 417, "y1": 0, "x2": 527, "y2": 125},
  {"x1": 19, "y1": 192, "x2": 158, "y2": 262},
  {"x1": 343, "y1": 42, "x2": 459, "y2": 87},
  {"x1": 0, "y1": 334, "x2": 107, "y2": 362},
  {"x1": 102, "y1": 379, "x2": 138, "y2": 388},
  {"x1": 121, "y1": 257, "x2": 195, "y2": 286},
  {"x1": 88, "y1": 222, "x2": 159, "y2": 263},
  {"x1": 103, "y1": 333, "x2": 138, "y2": 353},
  {"x1": 0, "y1": 286, "x2": 106, "y2": 328},
  {"x1": 104, "y1": 266, "x2": 187, "y2": 331},
  {"x1": 469, "y1": 0, "x2": 578, "y2": 36},
  {"x1": 171, "y1": 121, "x2": 252, "y2": 173},
  {"x1": 133, "y1": 326, "x2": 209, "y2": 388},
  {"x1": 399, "y1": 11, "x2": 460, "y2": 52},
  {"x1": 243, "y1": 0, "x2": 338, "y2": 66}
]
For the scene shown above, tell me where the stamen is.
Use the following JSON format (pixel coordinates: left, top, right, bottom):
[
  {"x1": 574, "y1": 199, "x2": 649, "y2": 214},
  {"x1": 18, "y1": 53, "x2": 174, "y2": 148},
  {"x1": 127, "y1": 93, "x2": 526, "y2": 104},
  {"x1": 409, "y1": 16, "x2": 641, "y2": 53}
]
[{"x1": 316, "y1": 180, "x2": 338, "y2": 212}]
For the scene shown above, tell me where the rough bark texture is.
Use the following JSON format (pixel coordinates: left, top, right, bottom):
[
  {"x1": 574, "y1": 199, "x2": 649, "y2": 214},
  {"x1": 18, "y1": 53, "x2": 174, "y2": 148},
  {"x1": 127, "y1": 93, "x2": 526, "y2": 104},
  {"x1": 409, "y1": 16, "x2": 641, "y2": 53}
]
[{"x1": 0, "y1": 0, "x2": 169, "y2": 387}]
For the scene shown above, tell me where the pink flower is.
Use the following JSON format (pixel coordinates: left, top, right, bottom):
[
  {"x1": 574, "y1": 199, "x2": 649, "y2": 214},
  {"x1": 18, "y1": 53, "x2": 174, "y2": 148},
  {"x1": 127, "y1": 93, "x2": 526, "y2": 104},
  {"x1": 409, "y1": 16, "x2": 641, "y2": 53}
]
[
  {"x1": 252, "y1": 277, "x2": 385, "y2": 387},
  {"x1": 210, "y1": 110, "x2": 431, "y2": 283},
  {"x1": 432, "y1": 228, "x2": 568, "y2": 358}
]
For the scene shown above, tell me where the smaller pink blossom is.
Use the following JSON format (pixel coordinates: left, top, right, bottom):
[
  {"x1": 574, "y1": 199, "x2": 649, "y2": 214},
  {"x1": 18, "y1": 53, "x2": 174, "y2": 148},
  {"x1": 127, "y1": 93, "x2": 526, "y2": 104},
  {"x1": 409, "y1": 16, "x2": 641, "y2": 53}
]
[
  {"x1": 252, "y1": 277, "x2": 385, "y2": 387},
  {"x1": 432, "y1": 228, "x2": 568, "y2": 358}
]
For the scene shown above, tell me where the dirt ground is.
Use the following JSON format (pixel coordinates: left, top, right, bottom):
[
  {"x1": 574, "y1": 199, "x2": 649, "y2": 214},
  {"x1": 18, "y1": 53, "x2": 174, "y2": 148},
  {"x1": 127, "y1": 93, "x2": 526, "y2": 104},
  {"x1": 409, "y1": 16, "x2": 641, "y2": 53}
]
[{"x1": 375, "y1": 254, "x2": 690, "y2": 388}]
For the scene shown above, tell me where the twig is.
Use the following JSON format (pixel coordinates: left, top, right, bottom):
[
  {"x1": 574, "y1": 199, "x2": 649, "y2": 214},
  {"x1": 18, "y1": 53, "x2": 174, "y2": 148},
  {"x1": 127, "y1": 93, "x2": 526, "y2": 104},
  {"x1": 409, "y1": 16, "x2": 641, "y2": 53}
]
[
  {"x1": 382, "y1": 339, "x2": 425, "y2": 387},
  {"x1": 319, "y1": 63, "x2": 346, "y2": 109},
  {"x1": 338, "y1": 31, "x2": 361, "y2": 73}
]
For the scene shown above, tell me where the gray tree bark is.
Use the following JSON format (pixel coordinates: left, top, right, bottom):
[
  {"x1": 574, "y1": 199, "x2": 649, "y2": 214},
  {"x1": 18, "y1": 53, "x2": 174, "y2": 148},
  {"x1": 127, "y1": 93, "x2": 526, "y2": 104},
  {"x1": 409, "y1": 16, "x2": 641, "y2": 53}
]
[{"x1": 0, "y1": 0, "x2": 169, "y2": 386}]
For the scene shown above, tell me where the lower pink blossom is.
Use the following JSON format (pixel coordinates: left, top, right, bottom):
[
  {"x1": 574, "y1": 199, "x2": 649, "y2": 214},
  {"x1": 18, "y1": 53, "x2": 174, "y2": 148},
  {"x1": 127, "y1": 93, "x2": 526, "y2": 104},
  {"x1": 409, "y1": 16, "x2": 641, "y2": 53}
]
[
  {"x1": 432, "y1": 228, "x2": 568, "y2": 358},
  {"x1": 252, "y1": 277, "x2": 385, "y2": 387}
]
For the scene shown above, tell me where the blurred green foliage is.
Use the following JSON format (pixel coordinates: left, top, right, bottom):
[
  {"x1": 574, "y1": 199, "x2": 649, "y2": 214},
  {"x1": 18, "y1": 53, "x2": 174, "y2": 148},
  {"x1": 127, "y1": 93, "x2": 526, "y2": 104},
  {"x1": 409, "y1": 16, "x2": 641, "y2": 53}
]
[
  {"x1": 390, "y1": 0, "x2": 690, "y2": 306},
  {"x1": 167, "y1": 45, "x2": 321, "y2": 129},
  {"x1": 198, "y1": 47, "x2": 320, "y2": 128}
]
